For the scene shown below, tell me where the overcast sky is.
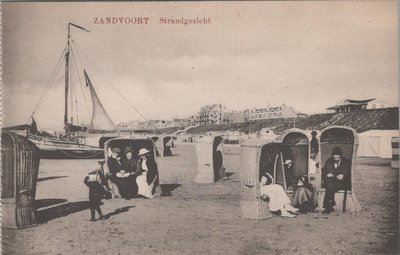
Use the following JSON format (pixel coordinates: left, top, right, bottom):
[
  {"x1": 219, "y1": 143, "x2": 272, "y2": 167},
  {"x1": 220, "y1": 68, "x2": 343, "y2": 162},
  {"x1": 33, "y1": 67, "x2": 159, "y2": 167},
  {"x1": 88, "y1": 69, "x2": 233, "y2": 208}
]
[{"x1": 3, "y1": 1, "x2": 398, "y2": 130}]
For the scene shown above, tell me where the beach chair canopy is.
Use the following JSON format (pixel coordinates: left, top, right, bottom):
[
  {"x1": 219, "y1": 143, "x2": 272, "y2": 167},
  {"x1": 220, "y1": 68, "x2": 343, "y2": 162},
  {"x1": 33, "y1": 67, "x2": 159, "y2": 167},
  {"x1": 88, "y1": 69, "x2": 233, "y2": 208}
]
[
  {"x1": 150, "y1": 136, "x2": 159, "y2": 142},
  {"x1": 104, "y1": 138, "x2": 155, "y2": 162},
  {"x1": 99, "y1": 136, "x2": 118, "y2": 148},
  {"x1": 163, "y1": 136, "x2": 172, "y2": 147},
  {"x1": 194, "y1": 135, "x2": 224, "y2": 183},
  {"x1": 240, "y1": 139, "x2": 276, "y2": 219},
  {"x1": 320, "y1": 126, "x2": 358, "y2": 190},
  {"x1": 275, "y1": 129, "x2": 310, "y2": 187}
]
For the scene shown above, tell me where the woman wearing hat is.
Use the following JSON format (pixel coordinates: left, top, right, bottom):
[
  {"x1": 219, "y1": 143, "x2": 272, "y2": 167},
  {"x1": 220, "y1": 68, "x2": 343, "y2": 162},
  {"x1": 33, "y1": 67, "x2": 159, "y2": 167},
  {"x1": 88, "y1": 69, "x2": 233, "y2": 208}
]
[
  {"x1": 121, "y1": 146, "x2": 139, "y2": 197},
  {"x1": 136, "y1": 148, "x2": 159, "y2": 198}
]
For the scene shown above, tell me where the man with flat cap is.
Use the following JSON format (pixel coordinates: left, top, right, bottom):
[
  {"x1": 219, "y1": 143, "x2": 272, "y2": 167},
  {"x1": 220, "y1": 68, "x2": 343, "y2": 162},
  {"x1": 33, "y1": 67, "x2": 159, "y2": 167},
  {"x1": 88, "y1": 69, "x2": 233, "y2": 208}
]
[{"x1": 321, "y1": 147, "x2": 351, "y2": 214}]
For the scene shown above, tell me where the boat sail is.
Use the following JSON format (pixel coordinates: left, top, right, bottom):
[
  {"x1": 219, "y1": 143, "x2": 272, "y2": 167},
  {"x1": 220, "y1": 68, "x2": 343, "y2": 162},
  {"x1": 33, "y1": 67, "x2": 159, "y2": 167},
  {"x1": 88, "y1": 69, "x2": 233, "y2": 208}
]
[
  {"x1": 84, "y1": 70, "x2": 118, "y2": 133},
  {"x1": 8, "y1": 23, "x2": 118, "y2": 159}
]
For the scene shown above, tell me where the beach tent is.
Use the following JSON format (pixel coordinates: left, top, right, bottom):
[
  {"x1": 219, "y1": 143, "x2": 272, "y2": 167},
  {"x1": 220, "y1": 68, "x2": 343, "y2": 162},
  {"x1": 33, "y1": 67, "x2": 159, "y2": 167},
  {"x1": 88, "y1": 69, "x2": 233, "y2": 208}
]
[
  {"x1": 194, "y1": 136, "x2": 225, "y2": 183},
  {"x1": 240, "y1": 139, "x2": 277, "y2": 219},
  {"x1": 319, "y1": 126, "x2": 362, "y2": 212},
  {"x1": 274, "y1": 128, "x2": 310, "y2": 189},
  {"x1": 150, "y1": 136, "x2": 162, "y2": 157},
  {"x1": 162, "y1": 136, "x2": 173, "y2": 157},
  {"x1": 1, "y1": 132, "x2": 40, "y2": 228},
  {"x1": 358, "y1": 130, "x2": 399, "y2": 158},
  {"x1": 98, "y1": 135, "x2": 119, "y2": 148},
  {"x1": 103, "y1": 138, "x2": 161, "y2": 197}
]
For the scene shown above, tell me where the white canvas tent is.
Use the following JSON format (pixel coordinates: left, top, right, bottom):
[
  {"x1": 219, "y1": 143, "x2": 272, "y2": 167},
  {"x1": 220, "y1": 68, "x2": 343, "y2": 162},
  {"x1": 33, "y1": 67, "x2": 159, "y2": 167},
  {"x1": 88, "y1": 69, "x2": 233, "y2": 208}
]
[{"x1": 358, "y1": 130, "x2": 399, "y2": 158}]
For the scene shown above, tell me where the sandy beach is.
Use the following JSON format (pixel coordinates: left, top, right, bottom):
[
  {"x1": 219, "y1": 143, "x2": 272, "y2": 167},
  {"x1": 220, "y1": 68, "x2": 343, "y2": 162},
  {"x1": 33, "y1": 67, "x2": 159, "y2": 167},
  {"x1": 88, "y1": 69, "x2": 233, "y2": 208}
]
[{"x1": 2, "y1": 143, "x2": 398, "y2": 255}]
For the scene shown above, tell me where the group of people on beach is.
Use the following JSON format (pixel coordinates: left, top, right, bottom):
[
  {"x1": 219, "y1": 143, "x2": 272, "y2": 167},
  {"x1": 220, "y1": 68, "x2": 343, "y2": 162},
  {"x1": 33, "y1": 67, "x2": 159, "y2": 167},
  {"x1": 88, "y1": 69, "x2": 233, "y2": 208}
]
[
  {"x1": 107, "y1": 146, "x2": 159, "y2": 199},
  {"x1": 84, "y1": 146, "x2": 159, "y2": 221},
  {"x1": 84, "y1": 131, "x2": 351, "y2": 221},
  {"x1": 259, "y1": 132, "x2": 351, "y2": 218}
]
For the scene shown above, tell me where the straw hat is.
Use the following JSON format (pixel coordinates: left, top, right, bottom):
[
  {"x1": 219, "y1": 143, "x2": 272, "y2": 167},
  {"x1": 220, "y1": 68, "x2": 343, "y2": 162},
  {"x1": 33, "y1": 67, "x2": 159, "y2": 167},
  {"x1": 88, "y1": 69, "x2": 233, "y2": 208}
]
[{"x1": 138, "y1": 148, "x2": 151, "y2": 156}]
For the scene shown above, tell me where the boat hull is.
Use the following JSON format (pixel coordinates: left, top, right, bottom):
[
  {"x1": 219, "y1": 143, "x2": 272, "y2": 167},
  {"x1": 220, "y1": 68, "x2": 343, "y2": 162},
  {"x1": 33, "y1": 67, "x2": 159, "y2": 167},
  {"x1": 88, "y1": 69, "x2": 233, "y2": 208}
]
[
  {"x1": 38, "y1": 148, "x2": 104, "y2": 159},
  {"x1": 27, "y1": 136, "x2": 104, "y2": 159}
]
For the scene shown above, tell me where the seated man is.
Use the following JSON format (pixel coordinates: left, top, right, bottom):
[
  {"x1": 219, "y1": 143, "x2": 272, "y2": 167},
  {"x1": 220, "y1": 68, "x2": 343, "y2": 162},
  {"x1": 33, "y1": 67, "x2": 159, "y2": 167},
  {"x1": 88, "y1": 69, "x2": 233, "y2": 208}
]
[
  {"x1": 321, "y1": 147, "x2": 351, "y2": 214},
  {"x1": 259, "y1": 172, "x2": 299, "y2": 218},
  {"x1": 107, "y1": 147, "x2": 130, "y2": 199}
]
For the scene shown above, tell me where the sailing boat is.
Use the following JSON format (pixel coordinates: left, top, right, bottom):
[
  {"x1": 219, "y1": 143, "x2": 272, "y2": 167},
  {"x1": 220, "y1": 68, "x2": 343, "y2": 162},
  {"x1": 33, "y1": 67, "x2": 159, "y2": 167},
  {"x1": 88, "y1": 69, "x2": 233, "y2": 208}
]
[{"x1": 7, "y1": 23, "x2": 118, "y2": 159}]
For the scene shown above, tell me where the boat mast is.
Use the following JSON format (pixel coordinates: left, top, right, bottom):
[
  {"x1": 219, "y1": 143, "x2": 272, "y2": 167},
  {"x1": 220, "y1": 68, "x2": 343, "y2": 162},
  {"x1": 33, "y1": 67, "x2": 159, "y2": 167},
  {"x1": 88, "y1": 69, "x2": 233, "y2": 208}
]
[
  {"x1": 64, "y1": 23, "x2": 90, "y2": 136},
  {"x1": 64, "y1": 24, "x2": 71, "y2": 135}
]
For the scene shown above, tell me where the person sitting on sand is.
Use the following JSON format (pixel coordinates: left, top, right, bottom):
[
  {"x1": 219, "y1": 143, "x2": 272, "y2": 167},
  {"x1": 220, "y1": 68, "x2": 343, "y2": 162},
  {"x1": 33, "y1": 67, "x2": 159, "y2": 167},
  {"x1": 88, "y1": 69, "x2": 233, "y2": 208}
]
[
  {"x1": 260, "y1": 172, "x2": 299, "y2": 218},
  {"x1": 136, "y1": 148, "x2": 159, "y2": 198},
  {"x1": 291, "y1": 175, "x2": 318, "y2": 214},
  {"x1": 84, "y1": 170, "x2": 107, "y2": 221}
]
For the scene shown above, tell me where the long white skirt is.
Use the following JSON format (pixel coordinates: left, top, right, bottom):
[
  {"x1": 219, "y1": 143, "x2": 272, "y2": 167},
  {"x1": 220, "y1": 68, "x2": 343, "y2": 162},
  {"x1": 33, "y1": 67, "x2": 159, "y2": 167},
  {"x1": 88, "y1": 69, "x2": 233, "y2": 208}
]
[
  {"x1": 260, "y1": 184, "x2": 291, "y2": 211},
  {"x1": 136, "y1": 173, "x2": 156, "y2": 198}
]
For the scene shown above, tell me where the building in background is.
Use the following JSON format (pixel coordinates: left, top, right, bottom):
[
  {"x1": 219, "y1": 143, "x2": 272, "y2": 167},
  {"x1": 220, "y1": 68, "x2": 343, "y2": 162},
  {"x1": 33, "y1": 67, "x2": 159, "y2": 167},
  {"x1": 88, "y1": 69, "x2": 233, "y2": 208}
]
[
  {"x1": 327, "y1": 98, "x2": 392, "y2": 113},
  {"x1": 223, "y1": 111, "x2": 247, "y2": 124},
  {"x1": 192, "y1": 104, "x2": 227, "y2": 126},
  {"x1": 296, "y1": 112, "x2": 308, "y2": 118},
  {"x1": 366, "y1": 99, "x2": 391, "y2": 110},
  {"x1": 244, "y1": 103, "x2": 297, "y2": 121}
]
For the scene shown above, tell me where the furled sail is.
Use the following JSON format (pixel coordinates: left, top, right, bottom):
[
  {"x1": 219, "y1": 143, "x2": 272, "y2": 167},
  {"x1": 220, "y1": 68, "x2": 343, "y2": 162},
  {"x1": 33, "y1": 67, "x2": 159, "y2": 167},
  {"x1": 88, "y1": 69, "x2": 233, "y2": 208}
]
[{"x1": 84, "y1": 70, "x2": 117, "y2": 133}]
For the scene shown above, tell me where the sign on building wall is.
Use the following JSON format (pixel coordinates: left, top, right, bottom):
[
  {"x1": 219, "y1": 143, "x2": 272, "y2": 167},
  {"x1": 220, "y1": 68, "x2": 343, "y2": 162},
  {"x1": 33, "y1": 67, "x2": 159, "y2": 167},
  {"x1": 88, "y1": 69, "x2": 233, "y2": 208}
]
[{"x1": 244, "y1": 106, "x2": 296, "y2": 120}]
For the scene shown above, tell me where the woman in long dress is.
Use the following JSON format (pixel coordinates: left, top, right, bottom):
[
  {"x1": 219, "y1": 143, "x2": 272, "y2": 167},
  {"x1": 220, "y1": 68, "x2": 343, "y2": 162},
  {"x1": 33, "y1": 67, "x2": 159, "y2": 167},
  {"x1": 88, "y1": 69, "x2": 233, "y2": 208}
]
[
  {"x1": 260, "y1": 172, "x2": 299, "y2": 218},
  {"x1": 136, "y1": 148, "x2": 159, "y2": 198}
]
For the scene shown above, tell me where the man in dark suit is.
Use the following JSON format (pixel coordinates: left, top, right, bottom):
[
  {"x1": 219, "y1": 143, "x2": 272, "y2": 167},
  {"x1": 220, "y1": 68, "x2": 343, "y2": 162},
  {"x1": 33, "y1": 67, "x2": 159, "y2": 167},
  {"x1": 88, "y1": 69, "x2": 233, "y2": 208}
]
[
  {"x1": 107, "y1": 147, "x2": 130, "y2": 199},
  {"x1": 321, "y1": 147, "x2": 351, "y2": 214}
]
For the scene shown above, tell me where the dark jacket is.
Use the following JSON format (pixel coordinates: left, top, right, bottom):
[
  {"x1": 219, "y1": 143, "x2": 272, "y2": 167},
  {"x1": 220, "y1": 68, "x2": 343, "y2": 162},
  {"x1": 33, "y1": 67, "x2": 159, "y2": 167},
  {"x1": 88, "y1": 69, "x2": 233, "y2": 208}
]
[
  {"x1": 322, "y1": 157, "x2": 352, "y2": 190},
  {"x1": 121, "y1": 158, "x2": 138, "y2": 174},
  {"x1": 107, "y1": 157, "x2": 121, "y2": 176},
  {"x1": 310, "y1": 137, "x2": 319, "y2": 154},
  {"x1": 84, "y1": 176, "x2": 107, "y2": 205}
]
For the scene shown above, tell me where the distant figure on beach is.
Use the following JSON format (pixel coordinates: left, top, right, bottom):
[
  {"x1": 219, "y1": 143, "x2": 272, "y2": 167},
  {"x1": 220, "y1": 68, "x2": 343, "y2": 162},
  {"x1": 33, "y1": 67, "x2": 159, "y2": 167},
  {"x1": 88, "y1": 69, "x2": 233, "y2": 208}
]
[
  {"x1": 136, "y1": 148, "x2": 159, "y2": 198},
  {"x1": 213, "y1": 139, "x2": 224, "y2": 181},
  {"x1": 164, "y1": 138, "x2": 173, "y2": 157},
  {"x1": 309, "y1": 131, "x2": 320, "y2": 175},
  {"x1": 84, "y1": 170, "x2": 107, "y2": 221},
  {"x1": 259, "y1": 172, "x2": 299, "y2": 218},
  {"x1": 321, "y1": 147, "x2": 351, "y2": 214}
]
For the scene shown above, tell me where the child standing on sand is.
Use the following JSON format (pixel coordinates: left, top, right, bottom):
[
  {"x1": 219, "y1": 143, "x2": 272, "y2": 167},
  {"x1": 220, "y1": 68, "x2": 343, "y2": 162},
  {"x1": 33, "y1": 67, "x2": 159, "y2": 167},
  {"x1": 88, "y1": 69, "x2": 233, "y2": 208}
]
[{"x1": 84, "y1": 170, "x2": 107, "y2": 221}]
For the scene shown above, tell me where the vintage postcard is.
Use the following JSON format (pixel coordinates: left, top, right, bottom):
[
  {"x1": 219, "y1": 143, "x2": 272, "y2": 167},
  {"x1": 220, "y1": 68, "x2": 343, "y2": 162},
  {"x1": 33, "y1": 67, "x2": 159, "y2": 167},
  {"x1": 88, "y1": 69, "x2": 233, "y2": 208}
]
[{"x1": 1, "y1": 1, "x2": 398, "y2": 255}]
